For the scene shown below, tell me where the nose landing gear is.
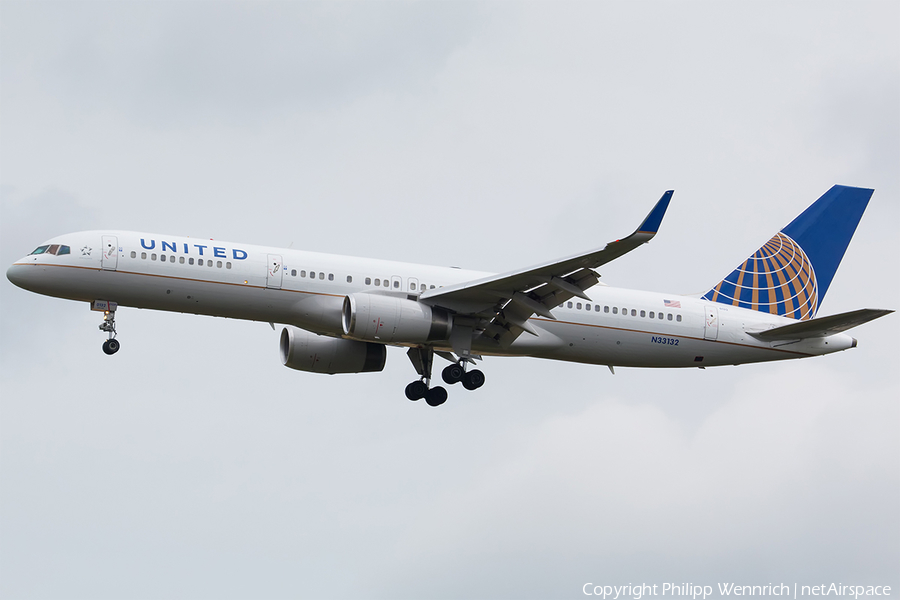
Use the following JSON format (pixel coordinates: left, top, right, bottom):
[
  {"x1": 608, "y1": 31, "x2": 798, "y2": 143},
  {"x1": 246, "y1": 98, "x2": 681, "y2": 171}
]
[
  {"x1": 102, "y1": 337, "x2": 120, "y2": 355},
  {"x1": 94, "y1": 301, "x2": 120, "y2": 355}
]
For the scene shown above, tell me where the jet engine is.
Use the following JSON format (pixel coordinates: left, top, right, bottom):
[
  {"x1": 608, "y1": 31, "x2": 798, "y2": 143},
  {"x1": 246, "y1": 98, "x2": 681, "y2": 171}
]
[
  {"x1": 342, "y1": 293, "x2": 452, "y2": 344},
  {"x1": 280, "y1": 326, "x2": 386, "y2": 374}
]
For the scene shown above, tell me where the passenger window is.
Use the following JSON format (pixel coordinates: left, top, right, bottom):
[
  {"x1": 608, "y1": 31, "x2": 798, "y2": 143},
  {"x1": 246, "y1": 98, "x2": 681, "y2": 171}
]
[
  {"x1": 365, "y1": 277, "x2": 371, "y2": 285},
  {"x1": 676, "y1": 314, "x2": 682, "y2": 322},
  {"x1": 208, "y1": 261, "x2": 214, "y2": 267},
  {"x1": 170, "y1": 256, "x2": 176, "y2": 263},
  {"x1": 161, "y1": 254, "x2": 166, "y2": 261},
  {"x1": 291, "y1": 269, "x2": 297, "y2": 276},
  {"x1": 347, "y1": 275, "x2": 352, "y2": 283},
  {"x1": 658, "y1": 312, "x2": 664, "y2": 319},
  {"x1": 576, "y1": 303, "x2": 582, "y2": 310},
  {"x1": 328, "y1": 273, "x2": 333, "y2": 281},
  {"x1": 649, "y1": 311, "x2": 654, "y2": 319},
  {"x1": 310, "y1": 271, "x2": 316, "y2": 278},
  {"x1": 217, "y1": 261, "x2": 222, "y2": 268},
  {"x1": 567, "y1": 302, "x2": 573, "y2": 308},
  {"x1": 319, "y1": 272, "x2": 325, "y2": 280},
  {"x1": 198, "y1": 259, "x2": 203, "y2": 266},
  {"x1": 421, "y1": 284, "x2": 426, "y2": 291},
  {"x1": 393, "y1": 280, "x2": 399, "y2": 288},
  {"x1": 640, "y1": 310, "x2": 645, "y2": 318},
  {"x1": 667, "y1": 314, "x2": 673, "y2": 321},
  {"x1": 226, "y1": 262, "x2": 232, "y2": 269},
  {"x1": 612, "y1": 307, "x2": 618, "y2": 314},
  {"x1": 409, "y1": 282, "x2": 415, "y2": 290},
  {"x1": 179, "y1": 257, "x2": 185, "y2": 264},
  {"x1": 152, "y1": 253, "x2": 157, "y2": 261},
  {"x1": 141, "y1": 252, "x2": 147, "y2": 259},
  {"x1": 301, "y1": 270, "x2": 306, "y2": 277},
  {"x1": 383, "y1": 280, "x2": 389, "y2": 288},
  {"x1": 130, "y1": 251, "x2": 137, "y2": 259},
  {"x1": 430, "y1": 285, "x2": 435, "y2": 289},
  {"x1": 631, "y1": 309, "x2": 637, "y2": 316},
  {"x1": 188, "y1": 258, "x2": 194, "y2": 265},
  {"x1": 374, "y1": 278, "x2": 380, "y2": 286},
  {"x1": 595, "y1": 305, "x2": 600, "y2": 312},
  {"x1": 58, "y1": 246, "x2": 71, "y2": 255},
  {"x1": 604, "y1": 306, "x2": 609, "y2": 313}
]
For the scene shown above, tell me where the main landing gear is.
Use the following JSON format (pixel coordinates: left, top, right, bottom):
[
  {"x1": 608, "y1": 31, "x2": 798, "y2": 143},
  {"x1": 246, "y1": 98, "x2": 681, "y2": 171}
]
[
  {"x1": 98, "y1": 305, "x2": 120, "y2": 355},
  {"x1": 441, "y1": 363, "x2": 485, "y2": 391},
  {"x1": 405, "y1": 347, "x2": 485, "y2": 407},
  {"x1": 405, "y1": 380, "x2": 448, "y2": 407}
]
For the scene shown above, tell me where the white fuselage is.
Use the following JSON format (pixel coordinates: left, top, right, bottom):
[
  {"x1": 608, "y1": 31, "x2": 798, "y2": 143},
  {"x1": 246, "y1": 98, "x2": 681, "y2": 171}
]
[{"x1": 7, "y1": 230, "x2": 856, "y2": 368}]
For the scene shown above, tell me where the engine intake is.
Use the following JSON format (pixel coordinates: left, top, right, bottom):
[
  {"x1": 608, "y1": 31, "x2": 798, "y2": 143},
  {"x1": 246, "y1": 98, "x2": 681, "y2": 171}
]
[
  {"x1": 342, "y1": 293, "x2": 451, "y2": 343},
  {"x1": 280, "y1": 326, "x2": 385, "y2": 374}
]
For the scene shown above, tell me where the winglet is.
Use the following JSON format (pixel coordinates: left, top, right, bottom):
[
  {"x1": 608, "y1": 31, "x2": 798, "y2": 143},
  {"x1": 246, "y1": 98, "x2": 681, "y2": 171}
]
[{"x1": 635, "y1": 190, "x2": 674, "y2": 235}]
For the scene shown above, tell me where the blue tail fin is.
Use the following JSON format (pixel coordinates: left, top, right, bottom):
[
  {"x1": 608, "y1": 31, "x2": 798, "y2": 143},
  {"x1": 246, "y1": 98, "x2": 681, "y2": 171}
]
[{"x1": 701, "y1": 185, "x2": 873, "y2": 320}]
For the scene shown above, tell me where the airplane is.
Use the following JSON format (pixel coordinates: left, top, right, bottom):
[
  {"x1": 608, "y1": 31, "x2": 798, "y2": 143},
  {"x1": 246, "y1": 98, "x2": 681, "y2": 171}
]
[{"x1": 6, "y1": 185, "x2": 893, "y2": 407}]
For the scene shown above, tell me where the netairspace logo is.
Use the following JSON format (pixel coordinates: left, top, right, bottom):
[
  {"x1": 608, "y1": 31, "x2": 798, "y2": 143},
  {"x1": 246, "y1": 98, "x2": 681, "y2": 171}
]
[{"x1": 582, "y1": 583, "x2": 893, "y2": 600}]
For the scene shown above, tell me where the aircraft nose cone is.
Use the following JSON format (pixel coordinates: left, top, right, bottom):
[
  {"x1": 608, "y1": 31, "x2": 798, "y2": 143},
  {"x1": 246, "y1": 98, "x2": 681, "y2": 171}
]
[{"x1": 6, "y1": 263, "x2": 35, "y2": 291}]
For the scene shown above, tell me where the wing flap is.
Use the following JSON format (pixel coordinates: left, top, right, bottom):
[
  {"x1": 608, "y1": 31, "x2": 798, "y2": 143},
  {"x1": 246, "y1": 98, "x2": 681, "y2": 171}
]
[{"x1": 748, "y1": 308, "x2": 893, "y2": 340}]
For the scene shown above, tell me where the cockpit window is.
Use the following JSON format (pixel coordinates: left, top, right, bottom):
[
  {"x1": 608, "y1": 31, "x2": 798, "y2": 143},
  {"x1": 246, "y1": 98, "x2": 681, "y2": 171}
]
[{"x1": 29, "y1": 244, "x2": 71, "y2": 256}]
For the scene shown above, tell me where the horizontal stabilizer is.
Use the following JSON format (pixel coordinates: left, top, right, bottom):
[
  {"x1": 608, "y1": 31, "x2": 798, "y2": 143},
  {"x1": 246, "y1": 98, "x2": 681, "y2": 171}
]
[{"x1": 748, "y1": 308, "x2": 893, "y2": 340}]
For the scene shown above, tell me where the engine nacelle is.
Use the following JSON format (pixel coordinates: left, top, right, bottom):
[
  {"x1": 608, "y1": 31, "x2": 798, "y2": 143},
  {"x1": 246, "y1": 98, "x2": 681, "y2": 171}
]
[
  {"x1": 342, "y1": 293, "x2": 452, "y2": 344},
  {"x1": 280, "y1": 326, "x2": 386, "y2": 374}
]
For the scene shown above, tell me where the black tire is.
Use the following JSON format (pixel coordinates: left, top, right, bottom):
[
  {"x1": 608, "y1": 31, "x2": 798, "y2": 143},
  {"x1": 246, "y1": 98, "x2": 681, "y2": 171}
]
[
  {"x1": 405, "y1": 380, "x2": 427, "y2": 401},
  {"x1": 425, "y1": 386, "x2": 448, "y2": 407},
  {"x1": 102, "y1": 340, "x2": 114, "y2": 355},
  {"x1": 442, "y1": 364, "x2": 464, "y2": 385},
  {"x1": 462, "y1": 369, "x2": 485, "y2": 390},
  {"x1": 107, "y1": 339, "x2": 120, "y2": 354}
]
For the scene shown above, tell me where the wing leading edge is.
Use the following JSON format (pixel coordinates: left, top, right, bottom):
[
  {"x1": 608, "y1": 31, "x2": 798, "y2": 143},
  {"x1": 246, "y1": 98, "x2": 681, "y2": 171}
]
[{"x1": 420, "y1": 191, "x2": 673, "y2": 355}]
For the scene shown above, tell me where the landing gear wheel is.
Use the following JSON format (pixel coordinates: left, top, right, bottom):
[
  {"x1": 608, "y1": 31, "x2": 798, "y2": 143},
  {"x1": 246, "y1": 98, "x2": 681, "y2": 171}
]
[
  {"x1": 442, "y1": 363, "x2": 464, "y2": 385},
  {"x1": 425, "y1": 386, "x2": 448, "y2": 407},
  {"x1": 462, "y1": 369, "x2": 485, "y2": 390},
  {"x1": 102, "y1": 339, "x2": 120, "y2": 355},
  {"x1": 405, "y1": 380, "x2": 427, "y2": 401}
]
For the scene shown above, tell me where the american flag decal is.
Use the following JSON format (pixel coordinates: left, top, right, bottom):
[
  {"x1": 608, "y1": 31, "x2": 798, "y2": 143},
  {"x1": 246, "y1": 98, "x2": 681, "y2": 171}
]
[{"x1": 663, "y1": 299, "x2": 681, "y2": 308}]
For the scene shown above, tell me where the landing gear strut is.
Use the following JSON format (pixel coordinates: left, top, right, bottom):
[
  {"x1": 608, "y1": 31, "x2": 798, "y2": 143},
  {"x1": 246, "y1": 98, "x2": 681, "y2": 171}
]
[
  {"x1": 98, "y1": 306, "x2": 120, "y2": 355},
  {"x1": 406, "y1": 347, "x2": 447, "y2": 406}
]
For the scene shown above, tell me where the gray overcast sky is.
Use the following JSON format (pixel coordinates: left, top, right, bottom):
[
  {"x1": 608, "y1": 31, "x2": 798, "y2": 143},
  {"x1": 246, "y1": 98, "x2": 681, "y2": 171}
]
[{"x1": 1, "y1": 2, "x2": 898, "y2": 599}]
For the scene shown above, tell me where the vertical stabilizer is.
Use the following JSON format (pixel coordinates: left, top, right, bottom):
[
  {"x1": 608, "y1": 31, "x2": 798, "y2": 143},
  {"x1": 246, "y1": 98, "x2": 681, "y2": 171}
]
[{"x1": 702, "y1": 185, "x2": 873, "y2": 320}]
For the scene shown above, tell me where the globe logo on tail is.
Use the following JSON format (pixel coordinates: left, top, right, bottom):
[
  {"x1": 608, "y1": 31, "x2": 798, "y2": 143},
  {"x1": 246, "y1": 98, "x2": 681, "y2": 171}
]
[{"x1": 702, "y1": 232, "x2": 818, "y2": 320}]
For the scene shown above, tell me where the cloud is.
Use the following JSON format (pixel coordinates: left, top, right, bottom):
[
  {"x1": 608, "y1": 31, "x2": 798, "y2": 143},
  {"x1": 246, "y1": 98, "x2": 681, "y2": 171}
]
[
  {"x1": 1, "y1": 2, "x2": 897, "y2": 598},
  {"x1": 2, "y1": 1, "x2": 481, "y2": 128}
]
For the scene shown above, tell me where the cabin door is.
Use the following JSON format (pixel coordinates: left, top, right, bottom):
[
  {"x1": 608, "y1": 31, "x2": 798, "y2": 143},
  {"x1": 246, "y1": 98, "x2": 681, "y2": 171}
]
[
  {"x1": 704, "y1": 305, "x2": 719, "y2": 340},
  {"x1": 101, "y1": 235, "x2": 118, "y2": 270},
  {"x1": 266, "y1": 254, "x2": 283, "y2": 289}
]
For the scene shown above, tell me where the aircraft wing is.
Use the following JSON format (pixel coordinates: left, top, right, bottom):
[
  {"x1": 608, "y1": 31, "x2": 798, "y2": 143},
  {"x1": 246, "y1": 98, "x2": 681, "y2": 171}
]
[
  {"x1": 419, "y1": 191, "x2": 673, "y2": 353},
  {"x1": 748, "y1": 308, "x2": 894, "y2": 340}
]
